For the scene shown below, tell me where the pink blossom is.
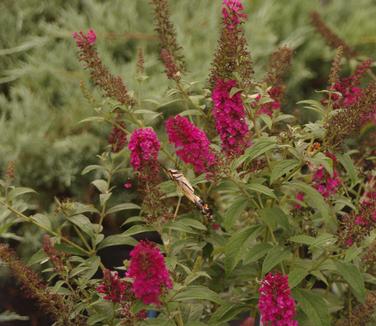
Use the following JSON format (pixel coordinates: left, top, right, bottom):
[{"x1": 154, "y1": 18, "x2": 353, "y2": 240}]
[
  {"x1": 108, "y1": 121, "x2": 127, "y2": 153},
  {"x1": 326, "y1": 59, "x2": 372, "y2": 109},
  {"x1": 312, "y1": 166, "x2": 341, "y2": 198},
  {"x1": 254, "y1": 87, "x2": 282, "y2": 117},
  {"x1": 96, "y1": 269, "x2": 127, "y2": 303},
  {"x1": 212, "y1": 79, "x2": 251, "y2": 156},
  {"x1": 126, "y1": 241, "x2": 172, "y2": 305},
  {"x1": 258, "y1": 273, "x2": 298, "y2": 326},
  {"x1": 72, "y1": 28, "x2": 96, "y2": 48},
  {"x1": 123, "y1": 180, "x2": 132, "y2": 189},
  {"x1": 165, "y1": 115, "x2": 217, "y2": 174},
  {"x1": 128, "y1": 128, "x2": 160, "y2": 175},
  {"x1": 294, "y1": 192, "x2": 305, "y2": 209},
  {"x1": 222, "y1": 0, "x2": 247, "y2": 29}
]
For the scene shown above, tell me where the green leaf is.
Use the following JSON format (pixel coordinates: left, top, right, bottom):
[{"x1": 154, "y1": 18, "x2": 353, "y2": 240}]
[
  {"x1": 97, "y1": 234, "x2": 138, "y2": 250},
  {"x1": 297, "y1": 99, "x2": 325, "y2": 116},
  {"x1": 288, "y1": 265, "x2": 309, "y2": 288},
  {"x1": 30, "y1": 213, "x2": 51, "y2": 230},
  {"x1": 81, "y1": 165, "x2": 103, "y2": 175},
  {"x1": 262, "y1": 246, "x2": 291, "y2": 276},
  {"x1": 178, "y1": 218, "x2": 207, "y2": 231},
  {"x1": 293, "y1": 289, "x2": 330, "y2": 326},
  {"x1": 244, "y1": 138, "x2": 277, "y2": 164},
  {"x1": 174, "y1": 286, "x2": 223, "y2": 304},
  {"x1": 225, "y1": 226, "x2": 260, "y2": 274},
  {"x1": 91, "y1": 179, "x2": 108, "y2": 194},
  {"x1": 270, "y1": 159, "x2": 300, "y2": 184},
  {"x1": 27, "y1": 249, "x2": 47, "y2": 266},
  {"x1": 338, "y1": 153, "x2": 359, "y2": 185},
  {"x1": 107, "y1": 203, "x2": 140, "y2": 214},
  {"x1": 224, "y1": 197, "x2": 248, "y2": 230},
  {"x1": 242, "y1": 243, "x2": 273, "y2": 265},
  {"x1": 8, "y1": 187, "x2": 36, "y2": 200},
  {"x1": 79, "y1": 116, "x2": 105, "y2": 124},
  {"x1": 247, "y1": 183, "x2": 276, "y2": 199},
  {"x1": 55, "y1": 243, "x2": 87, "y2": 256},
  {"x1": 67, "y1": 214, "x2": 95, "y2": 237},
  {"x1": 259, "y1": 207, "x2": 289, "y2": 231},
  {"x1": 209, "y1": 303, "x2": 248, "y2": 324},
  {"x1": 233, "y1": 138, "x2": 277, "y2": 168},
  {"x1": 334, "y1": 262, "x2": 366, "y2": 303},
  {"x1": 289, "y1": 235, "x2": 316, "y2": 246},
  {"x1": 122, "y1": 224, "x2": 153, "y2": 237}
]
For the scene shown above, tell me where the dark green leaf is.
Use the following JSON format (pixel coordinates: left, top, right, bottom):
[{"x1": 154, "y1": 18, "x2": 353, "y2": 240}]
[
  {"x1": 334, "y1": 262, "x2": 365, "y2": 303},
  {"x1": 293, "y1": 289, "x2": 330, "y2": 326}
]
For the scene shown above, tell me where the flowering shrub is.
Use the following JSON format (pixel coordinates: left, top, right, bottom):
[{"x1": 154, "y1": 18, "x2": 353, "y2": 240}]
[{"x1": 0, "y1": 0, "x2": 375, "y2": 325}]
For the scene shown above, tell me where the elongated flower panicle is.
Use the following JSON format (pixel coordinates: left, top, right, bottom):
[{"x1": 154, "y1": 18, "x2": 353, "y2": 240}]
[
  {"x1": 326, "y1": 82, "x2": 376, "y2": 146},
  {"x1": 96, "y1": 269, "x2": 128, "y2": 303},
  {"x1": 339, "y1": 191, "x2": 376, "y2": 247},
  {"x1": 209, "y1": 0, "x2": 253, "y2": 89},
  {"x1": 310, "y1": 11, "x2": 355, "y2": 58},
  {"x1": 108, "y1": 120, "x2": 127, "y2": 153},
  {"x1": 126, "y1": 241, "x2": 173, "y2": 305},
  {"x1": 212, "y1": 79, "x2": 250, "y2": 156},
  {"x1": 42, "y1": 235, "x2": 66, "y2": 274},
  {"x1": 160, "y1": 48, "x2": 181, "y2": 81},
  {"x1": 325, "y1": 59, "x2": 372, "y2": 109},
  {"x1": 165, "y1": 115, "x2": 217, "y2": 173},
  {"x1": 150, "y1": 0, "x2": 185, "y2": 73},
  {"x1": 264, "y1": 46, "x2": 293, "y2": 87},
  {"x1": 73, "y1": 29, "x2": 135, "y2": 106},
  {"x1": 253, "y1": 86, "x2": 282, "y2": 117},
  {"x1": 0, "y1": 244, "x2": 73, "y2": 324},
  {"x1": 128, "y1": 128, "x2": 161, "y2": 176},
  {"x1": 258, "y1": 273, "x2": 298, "y2": 326}
]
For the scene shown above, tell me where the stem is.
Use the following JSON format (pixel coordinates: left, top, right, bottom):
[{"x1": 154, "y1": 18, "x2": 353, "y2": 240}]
[{"x1": 0, "y1": 200, "x2": 90, "y2": 256}]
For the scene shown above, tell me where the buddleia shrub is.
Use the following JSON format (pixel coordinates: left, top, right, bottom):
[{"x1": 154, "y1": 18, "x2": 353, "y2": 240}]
[{"x1": 0, "y1": 0, "x2": 376, "y2": 325}]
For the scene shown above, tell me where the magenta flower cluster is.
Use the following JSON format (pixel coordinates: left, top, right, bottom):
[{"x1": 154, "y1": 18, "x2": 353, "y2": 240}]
[
  {"x1": 212, "y1": 79, "x2": 250, "y2": 156},
  {"x1": 96, "y1": 269, "x2": 127, "y2": 303},
  {"x1": 253, "y1": 86, "x2": 282, "y2": 117},
  {"x1": 258, "y1": 273, "x2": 298, "y2": 326},
  {"x1": 165, "y1": 115, "x2": 217, "y2": 174},
  {"x1": 328, "y1": 59, "x2": 372, "y2": 109},
  {"x1": 126, "y1": 241, "x2": 173, "y2": 306},
  {"x1": 128, "y1": 128, "x2": 160, "y2": 173},
  {"x1": 222, "y1": 0, "x2": 247, "y2": 29},
  {"x1": 72, "y1": 28, "x2": 96, "y2": 48},
  {"x1": 312, "y1": 166, "x2": 341, "y2": 198}
]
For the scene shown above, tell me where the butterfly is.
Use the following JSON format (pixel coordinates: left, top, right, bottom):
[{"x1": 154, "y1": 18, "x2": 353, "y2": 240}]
[{"x1": 166, "y1": 168, "x2": 214, "y2": 223}]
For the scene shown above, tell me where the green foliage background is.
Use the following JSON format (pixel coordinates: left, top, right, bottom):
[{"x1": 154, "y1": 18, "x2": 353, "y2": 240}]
[{"x1": 1, "y1": 0, "x2": 376, "y2": 203}]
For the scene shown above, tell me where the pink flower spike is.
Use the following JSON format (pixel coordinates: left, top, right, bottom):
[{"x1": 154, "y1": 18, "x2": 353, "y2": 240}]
[
  {"x1": 165, "y1": 115, "x2": 217, "y2": 174},
  {"x1": 212, "y1": 79, "x2": 251, "y2": 156},
  {"x1": 126, "y1": 241, "x2": 172, "y2": 306},
  {"x1": 72, "y1": 29, "x2": 97, "y2": 48},
  {"x1": 128, "y1": 128, "x2": 160, "y2": 175},
  {"x1": 222, "y1": 0, "x2": 247, "y2": 29},
  {"x1": 258, "y1": 273, "x2": 298, "y2": 325},
  {"x1": 123, "y1": 180, "x2": 132, "y2": 189},
  {"x1": 96, "y1": 269, "x2": 127, "y2": 303}
]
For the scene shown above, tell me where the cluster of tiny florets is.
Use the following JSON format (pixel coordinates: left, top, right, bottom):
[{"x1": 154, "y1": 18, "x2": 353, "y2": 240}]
[
  {"x1": 165, "y1": 115, "x2": 217, "y2": 174},
  {"x1": 96, "y1": 269, "x2": 128, "y2": 303},
  {"x1": 126, "y1": 241, "x2": 173, "y2": 305},
  {"x1": 108, "y1": 119, "x2": 127, "y2": 153},
  {"x1": 73, "y1": 29, "x2": 135, "y2": 106},
  {"x1": 258, "y1": 273, "x2": 298, "y2": 326},
  {"x1": 128, "y1": 128, "x2": 161, "y2": 176},
  {"x1": 212, "y1": 79, "x2": 250, "y2": 156}
]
